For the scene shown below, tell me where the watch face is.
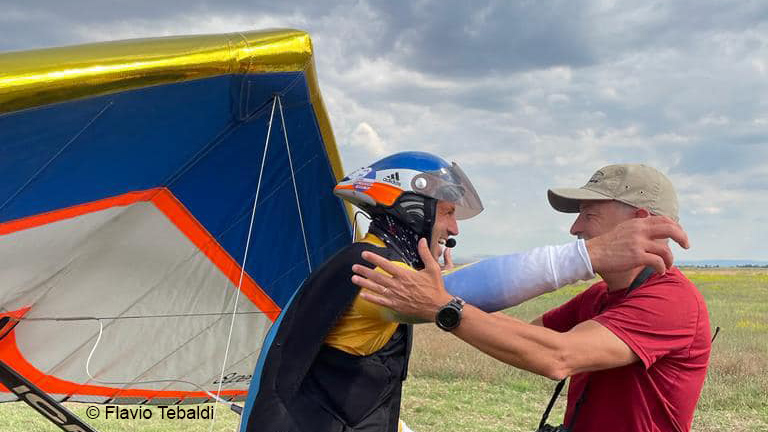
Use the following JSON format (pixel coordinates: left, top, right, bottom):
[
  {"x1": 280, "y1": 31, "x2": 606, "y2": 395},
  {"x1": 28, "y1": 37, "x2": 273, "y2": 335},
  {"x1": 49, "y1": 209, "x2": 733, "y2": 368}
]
[{"x1": 437, "y1": 307, "x2": 461, "y2": 329}]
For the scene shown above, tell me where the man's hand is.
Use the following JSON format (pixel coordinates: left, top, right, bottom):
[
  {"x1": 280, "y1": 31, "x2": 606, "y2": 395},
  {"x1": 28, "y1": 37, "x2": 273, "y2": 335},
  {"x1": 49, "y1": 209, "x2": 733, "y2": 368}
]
[
  {"x1": 441, "y1": 246, "x2": 454, "y2": 270},
  {"x1": 351, "y1": 238, "x2": 452, "y2": 321},
  {"x1": 586, "y1": 215, "x2": 689, "y2": 274}
]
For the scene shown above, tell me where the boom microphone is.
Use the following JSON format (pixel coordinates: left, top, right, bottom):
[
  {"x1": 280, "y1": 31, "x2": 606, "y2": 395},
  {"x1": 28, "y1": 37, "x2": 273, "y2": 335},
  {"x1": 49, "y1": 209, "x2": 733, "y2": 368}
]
[{"x1": 445, "y1": 238, "x2": 456, "y2": 248}]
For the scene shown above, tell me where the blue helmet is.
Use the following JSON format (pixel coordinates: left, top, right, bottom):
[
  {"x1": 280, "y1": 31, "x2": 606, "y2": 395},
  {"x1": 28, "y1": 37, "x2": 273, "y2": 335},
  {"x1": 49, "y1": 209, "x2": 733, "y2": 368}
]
[{"x1": 334, "y1": 151, "x2": 484, "y2": 220}]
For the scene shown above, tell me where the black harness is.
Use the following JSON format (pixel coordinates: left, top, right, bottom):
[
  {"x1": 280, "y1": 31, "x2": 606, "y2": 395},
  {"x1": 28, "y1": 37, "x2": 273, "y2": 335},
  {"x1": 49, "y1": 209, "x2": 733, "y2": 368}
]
[{"x1": 243, "y1": 241, "x2": 412, "y2": 432}]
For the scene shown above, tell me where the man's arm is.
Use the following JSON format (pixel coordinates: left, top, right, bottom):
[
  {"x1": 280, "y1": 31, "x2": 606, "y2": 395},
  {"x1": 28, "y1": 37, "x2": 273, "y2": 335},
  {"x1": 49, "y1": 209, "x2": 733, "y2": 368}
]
[
  {"x1": 443, "y1": 241, "x2": 594, "y2": 312},
  {"x1": 351, "y1": 240, "x2": 639, "y2": 379},
  {"x1": 356, "y1": 215, "x2": 688, "y2": 318},
  {"x1": 453, "y1": 307, "x2": 638, "y2": 379},
  {"x1": 442, "y1": 215, "x2": 687, "y2": 312}
]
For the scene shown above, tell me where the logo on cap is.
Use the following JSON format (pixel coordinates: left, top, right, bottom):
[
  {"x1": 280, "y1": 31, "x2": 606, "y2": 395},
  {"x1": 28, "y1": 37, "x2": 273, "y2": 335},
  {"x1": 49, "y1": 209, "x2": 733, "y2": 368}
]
[{"x1": 588, "y1": 171, "x2": 605, "y2": 184}]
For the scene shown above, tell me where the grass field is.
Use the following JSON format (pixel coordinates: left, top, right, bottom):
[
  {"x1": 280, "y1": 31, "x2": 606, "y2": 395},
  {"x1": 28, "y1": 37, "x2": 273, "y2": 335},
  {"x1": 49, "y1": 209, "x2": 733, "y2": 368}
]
[{"x1": 1, "y1": 268, "x2": 766, "y2": 431}]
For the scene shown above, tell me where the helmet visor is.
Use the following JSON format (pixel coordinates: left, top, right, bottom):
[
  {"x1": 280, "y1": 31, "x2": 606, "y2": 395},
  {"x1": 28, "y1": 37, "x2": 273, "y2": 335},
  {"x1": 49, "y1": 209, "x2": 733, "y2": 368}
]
[{"x1": 411, "y1": 162, "x2": 484, "y2": 220}]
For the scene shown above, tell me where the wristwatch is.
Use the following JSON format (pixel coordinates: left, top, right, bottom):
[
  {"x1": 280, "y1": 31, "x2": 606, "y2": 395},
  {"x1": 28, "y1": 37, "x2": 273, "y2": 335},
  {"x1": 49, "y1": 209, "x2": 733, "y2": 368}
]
[{"x1": 435, "y1": 297, "x2": 465, "y2": 331}]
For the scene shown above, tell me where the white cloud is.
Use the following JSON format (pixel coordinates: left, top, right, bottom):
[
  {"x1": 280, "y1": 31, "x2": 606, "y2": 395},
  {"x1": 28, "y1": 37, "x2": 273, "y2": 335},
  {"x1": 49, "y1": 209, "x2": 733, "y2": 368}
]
[
  {"x1": 348, "y1": 122, "x2": 388, "y2": 157},
  {"x1": 751, "y1": 58, "x2": 766, "y2": 75},
  {"x1": 450, "y1": 150, "x2": 531, "y2": 167},
  {"x1": 697, "y1": 115, "x2": 730, "y2": 126},
  {"x1": 331, "y1": 57, "x2": 461, "y2": 92},
  {"x1": 547, "y1": 93, "x2": 570, "y2": 105},
  {"x1": 70, "y1": 13, "x2": 309, "y2": 43}
]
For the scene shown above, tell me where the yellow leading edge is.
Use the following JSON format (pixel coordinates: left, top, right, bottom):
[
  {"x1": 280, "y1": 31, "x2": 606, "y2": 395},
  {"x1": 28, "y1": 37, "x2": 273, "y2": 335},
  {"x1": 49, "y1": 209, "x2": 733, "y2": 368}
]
[{"x1": 0, "y1": 29, "x2": 345, "y2": 184}]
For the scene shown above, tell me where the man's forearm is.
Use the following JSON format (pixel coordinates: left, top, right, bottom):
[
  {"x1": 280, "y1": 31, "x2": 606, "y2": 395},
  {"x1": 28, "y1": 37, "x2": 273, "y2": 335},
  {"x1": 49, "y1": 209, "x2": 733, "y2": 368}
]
[
  {"x1": 443, "y1": 240, "x2": 594, "y2": 312},
  {"x1": 451, "y1": 305, "x2": 571, "y2": 380}
]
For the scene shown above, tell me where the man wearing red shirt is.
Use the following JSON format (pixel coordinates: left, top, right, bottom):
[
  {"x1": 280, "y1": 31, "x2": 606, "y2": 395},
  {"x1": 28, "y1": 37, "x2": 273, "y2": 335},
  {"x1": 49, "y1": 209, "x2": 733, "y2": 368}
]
[
  {"x1": 352, "y1": 164, "x2": 711, "y2": 432},
  {"x1": 537, "y1": 164, "x2": 711, "y2": 431}
]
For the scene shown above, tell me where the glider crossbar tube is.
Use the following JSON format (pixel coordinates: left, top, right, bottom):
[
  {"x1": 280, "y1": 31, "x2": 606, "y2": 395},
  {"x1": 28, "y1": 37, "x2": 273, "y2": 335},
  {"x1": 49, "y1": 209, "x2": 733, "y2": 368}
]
[{"x1": 0, "y1": 360, "x2": 100, "y2": 432}]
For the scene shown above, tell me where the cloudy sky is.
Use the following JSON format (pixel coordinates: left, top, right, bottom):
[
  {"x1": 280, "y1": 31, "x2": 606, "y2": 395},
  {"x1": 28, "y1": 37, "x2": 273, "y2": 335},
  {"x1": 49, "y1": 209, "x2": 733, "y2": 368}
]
[{"x1": 2, "y1": 0, "x2": 767, "y2": 261}]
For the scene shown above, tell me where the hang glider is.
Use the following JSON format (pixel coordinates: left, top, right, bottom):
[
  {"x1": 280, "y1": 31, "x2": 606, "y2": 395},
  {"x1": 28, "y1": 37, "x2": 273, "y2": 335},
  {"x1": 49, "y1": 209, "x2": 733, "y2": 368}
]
[{"x1": 0, "y1": 29, "x2": 352, "y2": 428}]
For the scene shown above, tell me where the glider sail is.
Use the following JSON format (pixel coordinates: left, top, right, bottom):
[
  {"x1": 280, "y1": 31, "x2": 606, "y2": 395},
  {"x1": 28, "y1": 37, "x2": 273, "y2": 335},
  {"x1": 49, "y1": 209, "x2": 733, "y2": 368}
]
[{"x1": 0, "y1": 30, "x2": 352, "y2": 406}]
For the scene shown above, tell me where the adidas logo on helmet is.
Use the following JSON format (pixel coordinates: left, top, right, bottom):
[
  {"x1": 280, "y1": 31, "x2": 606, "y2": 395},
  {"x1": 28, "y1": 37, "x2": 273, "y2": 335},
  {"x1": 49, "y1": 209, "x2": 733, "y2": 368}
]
[{"x1": 382, "y1": 172, "x2": 401, "y2": 187}]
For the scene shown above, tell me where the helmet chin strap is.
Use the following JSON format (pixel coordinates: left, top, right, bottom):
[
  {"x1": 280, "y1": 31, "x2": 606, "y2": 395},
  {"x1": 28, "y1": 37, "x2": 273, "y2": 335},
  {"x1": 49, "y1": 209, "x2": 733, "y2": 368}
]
[
  {"x1": 419, "y1": 196, "x2": 437, "y2": 247},
  {"x1": 367, "y1": 194, "x2": 437, "y2": 270}
]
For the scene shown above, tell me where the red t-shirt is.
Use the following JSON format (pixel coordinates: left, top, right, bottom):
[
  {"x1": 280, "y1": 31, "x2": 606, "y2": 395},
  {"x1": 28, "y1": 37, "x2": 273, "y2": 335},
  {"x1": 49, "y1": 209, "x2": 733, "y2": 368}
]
[{"x1": 542, "y1": 267, "x2": 711, "y2": 432}]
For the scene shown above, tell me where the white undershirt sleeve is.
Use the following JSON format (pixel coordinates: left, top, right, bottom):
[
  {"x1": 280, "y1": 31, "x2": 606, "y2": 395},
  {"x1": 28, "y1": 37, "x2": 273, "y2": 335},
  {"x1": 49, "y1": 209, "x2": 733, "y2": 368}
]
[{"x1": 443, "y1": 240, "x2": 595, "y2": 312}]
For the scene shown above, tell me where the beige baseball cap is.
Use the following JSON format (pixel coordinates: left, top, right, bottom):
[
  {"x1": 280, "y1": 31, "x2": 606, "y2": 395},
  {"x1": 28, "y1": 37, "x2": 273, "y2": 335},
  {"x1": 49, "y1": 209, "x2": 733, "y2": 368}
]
[{"x1": 548, "y1": 164, "x2": 679, "y2": 221}]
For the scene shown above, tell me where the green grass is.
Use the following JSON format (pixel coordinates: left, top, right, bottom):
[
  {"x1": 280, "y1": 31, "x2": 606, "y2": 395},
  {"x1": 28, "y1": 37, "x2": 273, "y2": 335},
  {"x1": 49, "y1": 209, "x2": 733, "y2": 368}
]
[{"x1": 1, "y1": 268, "x2": 766, "y2": 431}]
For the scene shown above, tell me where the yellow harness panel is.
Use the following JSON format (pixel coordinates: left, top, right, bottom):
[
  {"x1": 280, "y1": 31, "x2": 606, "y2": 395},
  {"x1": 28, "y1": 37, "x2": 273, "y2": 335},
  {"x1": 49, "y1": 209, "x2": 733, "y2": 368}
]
[{"x1": 323, "y1": 234, "x2": 412, "y2": 356}]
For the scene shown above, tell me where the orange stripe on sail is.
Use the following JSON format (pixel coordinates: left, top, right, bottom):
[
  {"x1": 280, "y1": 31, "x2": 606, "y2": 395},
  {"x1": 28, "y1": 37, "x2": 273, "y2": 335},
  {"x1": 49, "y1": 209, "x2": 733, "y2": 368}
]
[
  {"x1": 0, "y1": 189, "x2": 159, "y2": 235},
  {"x1": 0, "y1": 188, "x2": 280, "y2": 321},
  {"x1": 0, "y1": 318, "x2": 243, "y2": 400},
  {"x1": 150, "y1": 189, "x2": 281, "y2": 321}
]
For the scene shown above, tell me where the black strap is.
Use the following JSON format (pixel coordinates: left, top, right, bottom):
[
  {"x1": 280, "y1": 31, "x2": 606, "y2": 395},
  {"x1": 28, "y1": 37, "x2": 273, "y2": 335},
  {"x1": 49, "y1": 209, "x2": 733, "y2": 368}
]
[
  {"x1": 537, "y1": 379, "x2": 566, "y2": 429},
  {"x1": 626, "y1": 266, "x2": 656, "y2": 294},
  {"x1": 711, "y1": 326, "x2": 721, "y2": 343}
]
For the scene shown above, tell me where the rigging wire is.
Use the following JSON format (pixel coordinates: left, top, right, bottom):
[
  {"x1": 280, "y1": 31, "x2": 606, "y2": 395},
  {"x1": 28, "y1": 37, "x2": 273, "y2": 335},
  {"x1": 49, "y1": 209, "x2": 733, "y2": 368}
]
[
  {"x1": 277, "y1": 96, "x2": 313, "y2": 273},
  {"x1": 209, "y1": 95, "x2": 279, "y2": 432}
]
